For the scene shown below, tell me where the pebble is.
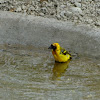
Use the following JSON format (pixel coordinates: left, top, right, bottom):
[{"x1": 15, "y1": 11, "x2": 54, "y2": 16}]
[
  {"x1": 95, "y1": 21, "x2": 100, "y2": 26},
  {"x1": 65, "y1": 11, "x2": 73, "y2": 17},
  {"x1": 41, "y1": 7, "x2": 47, "y2": 14},
  {"x1": 67, "y1": 2, "x2": 72, "y2": 8},
  {"x1": 60, "y1": 10, "x2": 66, "y2": 17},
  {"x1": 47, "y1": 2, "x2": 52, "y2": 7},
  {"x1": 74, "y1": 2, "x2": 81, "y2": 8},
  {"x1": 16, "y1": 6, "x2": 22, "y2": 12},
  {"x1": 21, "y1": 5, "x2": 26, "y2": 10},
  {"x1": 39, "y1": 12, "x2": 44, "y2": 16},
  {"x1": 69, "y1": 7, "x2": 83, "y2": 15},
  {"x1": 85, "y1": 18, "x2": 93, "y2": 24},
  {"x1": 56, "y1": 14, "x2": 61, "y2": 20},
  {"x1": 29, "y1": 6, "x2": 34, "y2": 11},
  {"x1": 23, "y1": 9, "x2": 27, "y2": 13}
]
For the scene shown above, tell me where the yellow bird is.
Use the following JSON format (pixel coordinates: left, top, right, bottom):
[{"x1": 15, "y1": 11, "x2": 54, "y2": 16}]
[{"x1": 48, "y1": 43, "x2": 72, "y2": 62}]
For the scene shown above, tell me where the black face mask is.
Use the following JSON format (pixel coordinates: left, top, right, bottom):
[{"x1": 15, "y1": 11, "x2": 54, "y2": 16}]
[{"x1": 48, "y1": 44, "x2": 57, "y2": 51}]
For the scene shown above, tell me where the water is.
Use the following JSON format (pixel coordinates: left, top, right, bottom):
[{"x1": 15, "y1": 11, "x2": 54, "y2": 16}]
[{"x1": 0, "y1": 44, "x2": 100, "y2": 100}]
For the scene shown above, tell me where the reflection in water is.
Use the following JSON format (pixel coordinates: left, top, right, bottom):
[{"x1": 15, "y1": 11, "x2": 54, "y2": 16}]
[{"x1": 52, "y1": 60, "x2": 70, "y2": 80}]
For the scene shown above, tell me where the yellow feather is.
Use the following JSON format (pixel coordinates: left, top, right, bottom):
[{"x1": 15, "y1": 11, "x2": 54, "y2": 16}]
[{"x1": 51, "y1": 43, "x2": 71, "y2": 62}]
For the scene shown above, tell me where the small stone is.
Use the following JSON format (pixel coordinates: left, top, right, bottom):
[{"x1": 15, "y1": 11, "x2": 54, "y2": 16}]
[
  {"x1": 74, "y1": 2, "x2": 81, "y2": 8},
  {"x1": 60, "y1": 10, "x2": 66, "y2": 17},
  {"x1": 56, "y1": 14, "x2": 61, "y2": 20},
  {"x1": 29, "y1": 6, "x2": 34, "y2": 11},
  {"x1": 66, "y1": 2, "x2": 71, "y2": 7},
  {"x1": 50, "y1": 11, "x2": 55, "y2": 15},
  {"x1": 41, "y1": 7, "x2": 47, "y2": 14},
  {"x1": 46, "y1": 2, "x2": 52, "y2": 7},
  {"x1": 70, "y1": 7, "x2": 83, "y2": 15},
  {"x1": 85, "y1": 18, "x2": 93, "y2": 24},
  {"x1": 23, "y1": 10, "x2": 27, "y2": 13},
  {"x1": 74, "y1": 16, "x2": 79, "y2": 20},
  {"x1": 41, "y1": 1, "x2": 48, "y2": 7},
  {"x1": 21, "y1": 5, "x2": 26, "y2": 10},
  {"x1": 16, "y1": 6, "x2": 22, "y2": 12}
]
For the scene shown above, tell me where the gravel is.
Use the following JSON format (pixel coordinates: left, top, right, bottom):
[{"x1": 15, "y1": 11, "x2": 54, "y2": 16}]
[{"x1": 0, "y1": 0, "x2": 100, "y2": 28}]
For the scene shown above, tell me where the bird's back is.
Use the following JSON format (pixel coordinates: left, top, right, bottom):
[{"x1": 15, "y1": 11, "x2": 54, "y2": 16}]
[{"x1": 52, "y1": 47, "x2": 71, "y2": 62}]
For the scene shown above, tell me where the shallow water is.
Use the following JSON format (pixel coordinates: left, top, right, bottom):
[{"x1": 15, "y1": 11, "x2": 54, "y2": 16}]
[{"x1": 0, "y1": 44, "x2": 100, "y2": 100}]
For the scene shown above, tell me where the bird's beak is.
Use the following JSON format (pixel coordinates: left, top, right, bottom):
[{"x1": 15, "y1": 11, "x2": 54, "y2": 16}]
[{"x1": 48, "y1": 45, "x2": 53, "y2": 49}]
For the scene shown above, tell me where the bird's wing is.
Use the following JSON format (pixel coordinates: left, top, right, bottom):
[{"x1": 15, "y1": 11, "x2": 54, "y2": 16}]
[{"x1": 60, "y1": 47, "x2": 70, "y2": 55}]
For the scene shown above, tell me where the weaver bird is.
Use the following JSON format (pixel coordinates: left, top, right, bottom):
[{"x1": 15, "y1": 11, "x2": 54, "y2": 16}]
[{"x1": 48, "y1": 43, "x2": 71, "y2": 62}]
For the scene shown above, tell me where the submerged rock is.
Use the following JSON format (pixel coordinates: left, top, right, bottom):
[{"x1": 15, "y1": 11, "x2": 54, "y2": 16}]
[
  {"x1": 74, "y1": 2, "x2": 81, "y2": 8},
  {"x1": 65, "y1": 11, "x2": 73, "y2": 17},
  {"x1": 95, "y1": 21, "x2": 100, "y2": 26}
]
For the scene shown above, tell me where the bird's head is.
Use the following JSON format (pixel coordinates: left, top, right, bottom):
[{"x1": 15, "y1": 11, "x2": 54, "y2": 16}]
[{"x1": 48, "y1": 43, "x2": 60, "y2": 51}]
